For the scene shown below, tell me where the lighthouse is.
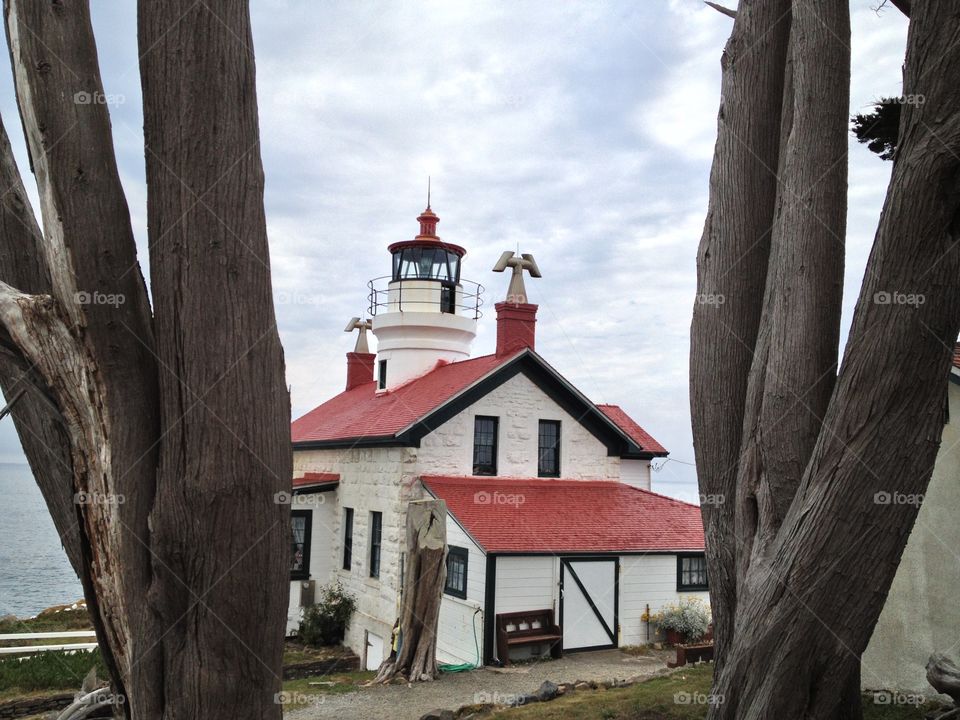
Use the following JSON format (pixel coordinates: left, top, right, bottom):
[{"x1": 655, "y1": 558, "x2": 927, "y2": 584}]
[{"x1": 367, "y1": 199, "x2": 482, "y2": 390}]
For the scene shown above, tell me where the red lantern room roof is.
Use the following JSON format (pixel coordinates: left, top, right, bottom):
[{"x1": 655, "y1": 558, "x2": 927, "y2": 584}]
[{"x1": 388, "y1": 203, "x2": 466, "y2": 257}]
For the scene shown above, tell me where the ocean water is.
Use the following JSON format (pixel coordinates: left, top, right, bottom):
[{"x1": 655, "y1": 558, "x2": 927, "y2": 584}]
[{"x1": 0, "y1": 463, "x2": 83, "y2": 618}]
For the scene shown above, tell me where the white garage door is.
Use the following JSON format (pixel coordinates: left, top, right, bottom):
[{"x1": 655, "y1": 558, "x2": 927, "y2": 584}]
[{"x1": 560, "y1": 557, "x2": 618, "y2": 651}]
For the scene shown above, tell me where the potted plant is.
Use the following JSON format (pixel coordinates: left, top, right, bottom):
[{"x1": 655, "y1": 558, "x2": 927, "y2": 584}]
[
  {"x1": 298, "y1": 580, "x2": 357, "y2": 646},
  {"x1": 651, "y1": 597, "x2": 711, "y2": 645}
]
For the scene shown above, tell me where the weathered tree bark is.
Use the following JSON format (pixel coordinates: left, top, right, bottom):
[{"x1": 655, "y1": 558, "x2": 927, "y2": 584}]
[
  {"x1": 690, "y1": 0, "x2": 791, "y2": 672},
  {"x1": 692, "y1": 1, "x2": 960, "y2": 719},
  {"x1": 139, "y1": 2, "x2": 292, "y2": 716},
  {"x1": 4, "y1": 1, "x2": 163, "y2": 706},
  {"x1": 375, "y1": 500, "x2": 447, "y2": 683},
  {"x1": 0, "y1": 115, "x2": 80, "y2": 575},
  {"x1": 0, "y1": 1, "x2": 291, "y2": 718}
]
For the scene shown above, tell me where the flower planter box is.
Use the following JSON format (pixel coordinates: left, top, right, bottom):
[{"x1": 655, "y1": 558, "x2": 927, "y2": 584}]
[{"x1": 665, "y1": 629, "x2": 684, "y2": 646}]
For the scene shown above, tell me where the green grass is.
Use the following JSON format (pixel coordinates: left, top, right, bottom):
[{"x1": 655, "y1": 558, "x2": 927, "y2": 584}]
[
  {"x1": 279, "y1": 670, "x2": 376, "y2": 707},
  {"x1": 0, "y1": 608, "x2": 92, "y2": 635},
  {"x1": 282, "y1": 643, "x2": 354, "y2": 666},
  {"x1": 489, "y1": 665, "x2": 939, "y2": 720},
  {"x1": 0, "y1": 650, "x2": 104, "y2": 701}
]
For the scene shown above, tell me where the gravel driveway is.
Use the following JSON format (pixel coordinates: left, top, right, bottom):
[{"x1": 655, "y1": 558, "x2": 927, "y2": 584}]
[{"x1": 286, "y1": 649, "x2": 676, "y2": 720}]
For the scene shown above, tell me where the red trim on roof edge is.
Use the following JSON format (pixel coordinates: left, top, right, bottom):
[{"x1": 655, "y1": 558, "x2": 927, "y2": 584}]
[{"x1": 293, "y1": 472, "x2": 340, "y2": 489}]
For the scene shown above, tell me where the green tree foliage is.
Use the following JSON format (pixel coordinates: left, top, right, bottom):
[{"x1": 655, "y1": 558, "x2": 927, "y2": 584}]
[{"x1": 852, "y1": 98, "x2": 901, "y2": 160}]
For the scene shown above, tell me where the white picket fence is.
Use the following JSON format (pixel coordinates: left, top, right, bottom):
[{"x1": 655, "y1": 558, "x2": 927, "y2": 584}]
[{"x1": 0, "y1": 630, "x2": 97, "y2": 656}]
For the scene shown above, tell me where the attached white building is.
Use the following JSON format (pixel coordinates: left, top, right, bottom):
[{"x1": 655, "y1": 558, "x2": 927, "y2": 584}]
[
  {"x1": 287, "y1": 204, "x2": 708, "y2": 670},
  {"x1": 862, "y1": 355, "x2": 960, "y2": 695}
]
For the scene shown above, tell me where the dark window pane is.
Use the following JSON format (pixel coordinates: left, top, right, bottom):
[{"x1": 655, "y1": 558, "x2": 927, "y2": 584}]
[
  {"x1": 291, "y1": 510, "x2": 312, "y2": 580},
  {"x1": 343, "y1": 508, "x2": 354, "y2": 571},
  {"x1": 473, "y1": 416, "x2": 498, "y2": 475},
  {"x1": 538, "y1": 420, "x2": 561, "y2": 477},
  {"x1": 441, "y1": 284, "x2": 455, "y2": 314},
  {"x1": 444, "y1": 546, "x2": 468, "y2": 599},
  {"x1": 370, "y1": 511, "x2": 382, "y2": 578}
]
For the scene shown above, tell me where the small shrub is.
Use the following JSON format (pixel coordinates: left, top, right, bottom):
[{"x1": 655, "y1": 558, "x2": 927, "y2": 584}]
[
  {"x1": 651, "y1": 596, "x2": 711, "y2": 643},
  {"x1": 298, "y1": 581, "x2": 357, "y2": 647}
]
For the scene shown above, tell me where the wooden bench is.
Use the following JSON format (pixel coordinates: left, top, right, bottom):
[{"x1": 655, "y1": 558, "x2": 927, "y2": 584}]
[
  {"x1": 495, "y1": 610, "x2": 563, "y2": 666},
  {"x1": 667, "y1": 641, "x2": 714, "y2": 668}
]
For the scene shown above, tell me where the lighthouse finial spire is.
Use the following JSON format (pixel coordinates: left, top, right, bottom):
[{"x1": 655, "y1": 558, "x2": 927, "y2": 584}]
[{"x1": 427, "y1": 176, "x2": 431, "y2": 210}]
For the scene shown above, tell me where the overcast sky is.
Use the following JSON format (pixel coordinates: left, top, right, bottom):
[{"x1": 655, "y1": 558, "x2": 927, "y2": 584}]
[{"x1": 0, "y1": 1, "x2": 909, "y2": 504}]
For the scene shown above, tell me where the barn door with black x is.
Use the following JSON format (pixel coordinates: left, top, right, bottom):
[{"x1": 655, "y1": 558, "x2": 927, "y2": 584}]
[{"x1": 559, "y1": 556, "x2": 619, "y2": 651}]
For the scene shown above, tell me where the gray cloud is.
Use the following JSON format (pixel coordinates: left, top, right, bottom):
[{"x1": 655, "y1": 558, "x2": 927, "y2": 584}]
[{"x1": 0, "y1": 2, "x2": 910, "y2": 504}]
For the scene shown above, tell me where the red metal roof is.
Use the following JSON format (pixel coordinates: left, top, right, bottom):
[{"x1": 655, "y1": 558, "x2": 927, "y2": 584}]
[
  {"x1": 422, "y1": 475, "x2": 704, "y2": 553},
  {"x1": 596, "y1": 404, "x2": 668, "y2": 455},
  {"x1": 293, "y1": 472, "x2": 340, "y2": 489},
  {"x1": 291, "y1": 353, "x2": 509, "y2": 444}
]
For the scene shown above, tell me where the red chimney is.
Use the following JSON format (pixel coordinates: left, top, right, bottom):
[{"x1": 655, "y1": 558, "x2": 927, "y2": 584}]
[
  {"x1": 346, "y1": 352, "x2": 376, "y2": 390},
  {"x1": 496, "y1": 302, "x2": 537, "y2": 356}
]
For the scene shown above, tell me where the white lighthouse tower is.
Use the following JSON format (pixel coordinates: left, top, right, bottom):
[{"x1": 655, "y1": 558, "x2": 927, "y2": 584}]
[{"x1": 367, "y1": 198, "x2": 482, "y2": 390}]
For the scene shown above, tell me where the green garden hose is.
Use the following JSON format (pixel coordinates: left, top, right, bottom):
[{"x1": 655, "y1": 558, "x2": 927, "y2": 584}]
[{"x1": 438, "y1": 607, "x2": 481, "y2": 673}]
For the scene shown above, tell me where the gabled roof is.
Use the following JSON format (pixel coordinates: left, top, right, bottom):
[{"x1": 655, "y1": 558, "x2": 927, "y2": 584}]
[
  {"x1": 596, "y1": 404, "x2": 668, "y2": 455},
  {"x1": 422, "y1": 475, "x2": 704, "y2": 554},
  {"x1": 291, "y1": 352, "x2": 509, "y2": 445},
  {"x1": 291, "y1": 349, "x2": 667, "y2": 458}
]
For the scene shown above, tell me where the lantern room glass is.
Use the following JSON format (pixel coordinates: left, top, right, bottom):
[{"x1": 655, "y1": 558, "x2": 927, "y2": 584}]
[{"x1": 392, "y1": 247, "x2": 461, "y2": 283}]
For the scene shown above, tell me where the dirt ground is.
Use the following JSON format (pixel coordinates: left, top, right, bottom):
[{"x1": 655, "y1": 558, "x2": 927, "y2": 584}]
[{"x1": 286, "y1": 649, "x2": 677, "y2": 720}]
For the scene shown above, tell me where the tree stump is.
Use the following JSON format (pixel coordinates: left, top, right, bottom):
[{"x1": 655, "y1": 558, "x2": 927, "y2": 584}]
[
  {"x1": 375, "y1": 499, "x2": 447, "y2": 683},
  {"x1": 929, "y1": 653, "x2": 960, "y2": 708}
]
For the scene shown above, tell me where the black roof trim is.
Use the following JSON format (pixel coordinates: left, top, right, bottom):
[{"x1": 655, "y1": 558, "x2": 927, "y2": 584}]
[{"x1": 292, "y1": 350, "x2": 662, "y2": 458}]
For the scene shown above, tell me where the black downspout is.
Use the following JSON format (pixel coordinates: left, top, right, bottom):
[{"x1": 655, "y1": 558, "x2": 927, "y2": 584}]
[{"x1": 483, "y1": 553, "x2": 497, "y2": 664}]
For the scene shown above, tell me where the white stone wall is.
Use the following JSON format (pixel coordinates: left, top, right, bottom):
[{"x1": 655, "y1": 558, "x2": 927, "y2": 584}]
[
  {"x1": 415, "y1": 372, "x2": 620, "y2": 479},
  {"x1": 619, "y1": 555, "x2": 709, "y2": 647},
  {"x1": 862, "y1": 378, "x2": 960, "y2": 695},
  {"x1": 292, "y1": 447, "x2": 418, "y2": 663}
]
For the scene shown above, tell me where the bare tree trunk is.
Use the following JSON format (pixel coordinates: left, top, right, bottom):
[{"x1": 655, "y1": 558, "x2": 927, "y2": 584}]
[
  {"x1": 0, "y1": 1, "x2": 291, "y2": 718},
  {"x1": 4, "y1": 1, "x2": 162, "y2": 707},
  {"x1": 138, "y1": 2, "x2": 292, "y2": 717},
  {"x1": 690, "y1": 0, "x2": 791, "y2": 672},
  {"x1": 0, "y1": 115, "x2": 80, "y2": 575},
  {"x1": 692, "y1": 1, "x2": 960, "y2": 718},
  {"x1": 375, "y1": 500, "x2": 447, "y2": 683}
]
